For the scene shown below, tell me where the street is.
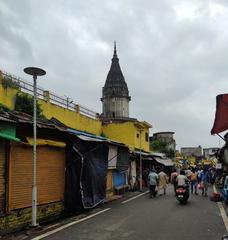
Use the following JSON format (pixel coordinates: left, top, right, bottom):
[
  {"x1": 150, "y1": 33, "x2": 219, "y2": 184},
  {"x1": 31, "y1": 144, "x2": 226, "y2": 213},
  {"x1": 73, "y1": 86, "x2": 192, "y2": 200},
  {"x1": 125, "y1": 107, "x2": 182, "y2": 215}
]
[{"x1": 31, "y1": 186, "x2": 227, "y2": 240}]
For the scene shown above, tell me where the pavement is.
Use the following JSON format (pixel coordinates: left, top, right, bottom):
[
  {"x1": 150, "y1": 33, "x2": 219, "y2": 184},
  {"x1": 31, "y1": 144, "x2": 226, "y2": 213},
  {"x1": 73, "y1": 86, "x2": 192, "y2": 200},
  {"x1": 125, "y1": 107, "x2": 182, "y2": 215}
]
[
  {"x1": 0, "y1": 191, "x2": 143, "y2": 240},
  {"x1": 2, "y1": 185, "x2": 228, "y2": 240}
]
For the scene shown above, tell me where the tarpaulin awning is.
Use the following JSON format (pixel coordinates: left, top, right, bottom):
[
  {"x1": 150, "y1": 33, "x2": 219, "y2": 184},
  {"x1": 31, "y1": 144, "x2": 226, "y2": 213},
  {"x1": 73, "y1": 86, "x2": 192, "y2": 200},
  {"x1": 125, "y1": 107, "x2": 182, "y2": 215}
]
[
  {"x1": 0, "y1": 132, "x2": 20, "y2": 142},
  {"x1": 211, "y1": 94, "x2": 228, "y2": 134},
  {"x1": 76, "y1": 135, "x2": 103, "y2": 142},
  {"x1": 154, "y1": 157, "x2": 174, "y2": 166},
  {"x1": 26, "y1": 137, "x2": 66, "y2": 147},
  {"x1": 64, "y1": 138, "x2": 109, "y2": 211},
  {"x1": 67, "y1": 128, "x2": 106, "y2": 141},
  {"x1": 133, "y1": 151, "x2": 150, "y2": 156}
]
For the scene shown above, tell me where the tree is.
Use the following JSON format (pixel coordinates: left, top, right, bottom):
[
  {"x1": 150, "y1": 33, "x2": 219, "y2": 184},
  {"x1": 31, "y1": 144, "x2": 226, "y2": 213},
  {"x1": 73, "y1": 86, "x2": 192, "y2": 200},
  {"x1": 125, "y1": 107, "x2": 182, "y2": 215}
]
[{"x1": 150, "y1": 140, "x2": 175, "y2": 158}]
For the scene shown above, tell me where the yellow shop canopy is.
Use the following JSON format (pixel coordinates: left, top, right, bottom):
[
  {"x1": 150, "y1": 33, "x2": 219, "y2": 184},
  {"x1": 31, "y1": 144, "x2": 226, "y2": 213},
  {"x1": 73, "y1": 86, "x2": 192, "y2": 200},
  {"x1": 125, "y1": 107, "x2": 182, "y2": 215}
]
[{"x1": 26, "y1": 137, "x2": 66, "y2": 148}]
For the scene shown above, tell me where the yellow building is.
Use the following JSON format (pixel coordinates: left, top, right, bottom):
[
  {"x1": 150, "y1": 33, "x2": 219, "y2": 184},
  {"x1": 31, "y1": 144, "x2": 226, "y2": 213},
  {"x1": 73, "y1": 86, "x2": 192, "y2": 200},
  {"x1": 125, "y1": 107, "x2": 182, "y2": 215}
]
[{"x1": 102, "y1": 120, "x2": 151, "y2": 152}]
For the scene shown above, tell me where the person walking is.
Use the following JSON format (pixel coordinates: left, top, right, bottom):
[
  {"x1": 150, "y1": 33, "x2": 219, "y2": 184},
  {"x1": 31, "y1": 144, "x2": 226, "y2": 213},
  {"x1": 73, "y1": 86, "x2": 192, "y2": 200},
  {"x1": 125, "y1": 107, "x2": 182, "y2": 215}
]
[
  {"x1": 171, "y1": 169, "x2": 179, "y2": 193},
  {"x1": 158, "y1": 169, "x2": 169, "y2": 196},
  {"x1": 197, "y1": 166, "x2": 203, "y2": 184},
  {"x1": 190, "y1": 169, "x2": 198, "y2": 195},
  {"x1": 200, "y1": 168, "x2": 210, "y2": 197},
  {"x1": 148, "y1": 169, "x2": 158, "y2": 198}
]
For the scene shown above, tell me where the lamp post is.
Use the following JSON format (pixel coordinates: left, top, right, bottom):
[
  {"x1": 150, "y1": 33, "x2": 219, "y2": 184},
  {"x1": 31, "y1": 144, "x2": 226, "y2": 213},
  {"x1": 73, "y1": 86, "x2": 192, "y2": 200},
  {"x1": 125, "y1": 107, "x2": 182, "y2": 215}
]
[
  {"x1": 139, "y1": 128, "x2": 143, "y2": 192},
  {"x1": 24, "y1": 67, "x2": 46, "y2": 227}
]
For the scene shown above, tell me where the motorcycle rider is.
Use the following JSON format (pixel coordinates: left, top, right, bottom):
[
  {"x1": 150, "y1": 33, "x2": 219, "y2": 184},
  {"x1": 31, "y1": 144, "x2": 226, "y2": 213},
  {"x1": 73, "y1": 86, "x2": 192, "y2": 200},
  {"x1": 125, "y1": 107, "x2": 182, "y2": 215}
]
[{"x1": 176, "y1": 170, "x2": 190, "y2": 190}]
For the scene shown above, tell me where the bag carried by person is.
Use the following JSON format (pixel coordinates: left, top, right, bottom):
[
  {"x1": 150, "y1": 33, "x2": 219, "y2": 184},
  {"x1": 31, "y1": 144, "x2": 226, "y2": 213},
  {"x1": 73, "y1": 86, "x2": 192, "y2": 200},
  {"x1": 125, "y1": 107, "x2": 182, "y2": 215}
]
[{"x1": 197, "y1": 182, "x2": 203, "y2": 190}]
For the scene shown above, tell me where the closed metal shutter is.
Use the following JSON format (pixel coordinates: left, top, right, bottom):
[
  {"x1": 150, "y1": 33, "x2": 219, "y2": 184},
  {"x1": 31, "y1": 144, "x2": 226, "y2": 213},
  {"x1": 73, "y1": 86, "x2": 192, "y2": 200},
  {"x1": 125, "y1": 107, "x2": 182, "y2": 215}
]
[
  {"x1": 0, "y1": 139, "x2": 6, "y2": 213},
  {"x1": 10, "y1": 143, "x2": 65, "y2": 210}
]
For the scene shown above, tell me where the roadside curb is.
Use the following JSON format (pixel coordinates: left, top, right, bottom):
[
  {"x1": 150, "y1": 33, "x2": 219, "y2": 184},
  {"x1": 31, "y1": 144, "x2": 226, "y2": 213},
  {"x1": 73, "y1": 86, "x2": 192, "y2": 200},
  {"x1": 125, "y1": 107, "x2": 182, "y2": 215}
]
[{"x1": 105, "y1": 195, "x2": 123, "y2": 203}]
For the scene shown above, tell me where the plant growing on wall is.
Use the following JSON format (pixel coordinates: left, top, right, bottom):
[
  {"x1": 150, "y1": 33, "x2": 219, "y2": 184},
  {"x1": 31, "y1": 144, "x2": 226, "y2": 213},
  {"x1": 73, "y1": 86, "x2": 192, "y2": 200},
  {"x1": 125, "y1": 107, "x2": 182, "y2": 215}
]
[
  {"x1": 0, "y1": 103, "x2": 9, "y2": 112},
  {"x1": 15, "y1": 92, "x2": 43, "y2": 117},
  {"x1": 2, "y1": 75, "x2": 20, "y2": 90}
]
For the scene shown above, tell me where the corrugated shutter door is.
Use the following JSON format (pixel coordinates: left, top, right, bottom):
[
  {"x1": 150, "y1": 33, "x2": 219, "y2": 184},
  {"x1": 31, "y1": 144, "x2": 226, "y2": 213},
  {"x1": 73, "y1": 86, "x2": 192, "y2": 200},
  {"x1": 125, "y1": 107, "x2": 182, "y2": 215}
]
[
  {"x1": 10, "y1": 143, "x2": 65, "y2": 210},
  {"x1": 37, "y1": 146, "x2": 65, "y2": 205},
  {"x1": 0, "y1": 139, "x2": 6, "y2": 212},
  {"x1": 10, "y1": 143, "x2": 33, "y2": 209}
]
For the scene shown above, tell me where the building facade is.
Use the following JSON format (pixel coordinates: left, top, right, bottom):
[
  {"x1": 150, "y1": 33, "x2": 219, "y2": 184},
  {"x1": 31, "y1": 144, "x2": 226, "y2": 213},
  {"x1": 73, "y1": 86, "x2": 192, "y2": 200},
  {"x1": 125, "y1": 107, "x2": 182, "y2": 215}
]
[
  {"x1": 203, "y1": 148, "x2": 219, "y2": 158},
  {"x1": 150, "y1": 131, "x2": 176, "y2": 151},
  {"x1": 181, "y1": 146, "x2": 202, "y2": 158}
]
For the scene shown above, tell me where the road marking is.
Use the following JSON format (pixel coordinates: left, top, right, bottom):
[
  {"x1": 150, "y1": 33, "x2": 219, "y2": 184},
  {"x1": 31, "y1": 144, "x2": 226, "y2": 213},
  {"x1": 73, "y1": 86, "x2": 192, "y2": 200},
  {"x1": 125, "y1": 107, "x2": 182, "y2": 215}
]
[
  {"x1": 213, "y1": 185, "x2": 228, "y2": 232},
  {"x1": 121, "y1": 190, "x2": 149, "y2": 204},
  {"x1": 31, "y1": 208, "x2": 111, "y2": 240}
]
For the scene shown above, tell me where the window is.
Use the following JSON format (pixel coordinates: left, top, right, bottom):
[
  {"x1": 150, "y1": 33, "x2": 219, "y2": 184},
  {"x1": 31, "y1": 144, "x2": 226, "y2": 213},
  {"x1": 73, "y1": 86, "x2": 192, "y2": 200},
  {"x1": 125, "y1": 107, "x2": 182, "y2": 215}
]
[
  {"x1": 145, "y1": 132, "x2": 149, "y2": 142},
  {"x1": 137, "y1": 133, "x2": 140, "y2": 138}
]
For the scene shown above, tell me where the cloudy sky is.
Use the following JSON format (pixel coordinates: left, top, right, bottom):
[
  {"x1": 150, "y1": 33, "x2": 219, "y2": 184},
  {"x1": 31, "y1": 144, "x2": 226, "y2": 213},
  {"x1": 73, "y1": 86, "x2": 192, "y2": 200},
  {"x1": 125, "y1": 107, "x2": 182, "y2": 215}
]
[{"x1": 0, "y1": 0, "x2": 227, "y2": 149}]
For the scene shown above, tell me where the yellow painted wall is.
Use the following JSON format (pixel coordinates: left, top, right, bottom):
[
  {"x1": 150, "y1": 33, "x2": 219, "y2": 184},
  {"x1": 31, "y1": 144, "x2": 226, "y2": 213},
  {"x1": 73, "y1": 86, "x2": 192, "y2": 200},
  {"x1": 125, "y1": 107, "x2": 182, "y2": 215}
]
[
  {"x1": 0, "y1": 75, "x2": 101, "y2": 135},
  {"x1": 134, "y1": 126, "x2": 150, "y2": 152},
  {"x1": 0, "y1": 83, "x2": 17, "y2": 110},
  {"x1": 40, "y1": 100, "x2": 101, "y2": 135},
  {"x1": 102, "y1": 121, "x2": 150, "y2": 152}
]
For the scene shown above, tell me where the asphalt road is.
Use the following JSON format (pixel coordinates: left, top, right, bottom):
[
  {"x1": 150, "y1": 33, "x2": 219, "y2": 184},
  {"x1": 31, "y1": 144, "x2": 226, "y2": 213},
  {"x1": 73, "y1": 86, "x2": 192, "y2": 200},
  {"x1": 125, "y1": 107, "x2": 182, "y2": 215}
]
[{"x1": 33, "y1": 185, "x2": 227, "y2": 240}]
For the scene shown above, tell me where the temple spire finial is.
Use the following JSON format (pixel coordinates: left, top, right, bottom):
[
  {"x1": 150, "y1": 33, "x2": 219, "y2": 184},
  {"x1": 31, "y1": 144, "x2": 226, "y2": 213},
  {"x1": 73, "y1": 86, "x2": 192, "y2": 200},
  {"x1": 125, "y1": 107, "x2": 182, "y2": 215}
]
[{"x1": 114, "y1": 41, "x2": 117, "y2": 57}]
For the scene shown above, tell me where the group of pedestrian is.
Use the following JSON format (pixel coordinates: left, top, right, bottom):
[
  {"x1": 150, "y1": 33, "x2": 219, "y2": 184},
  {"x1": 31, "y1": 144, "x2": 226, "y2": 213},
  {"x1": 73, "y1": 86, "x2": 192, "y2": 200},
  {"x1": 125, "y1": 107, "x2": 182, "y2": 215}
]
[
  {"x1": 147, "y1": 166, "x2": 214, "y2": 198},
  {"x1": 171, "y1": 167, "x2": 211, "y2": 197},
  {"x1": 148, "y1": 168, "x2": 169, "y2": 198}
]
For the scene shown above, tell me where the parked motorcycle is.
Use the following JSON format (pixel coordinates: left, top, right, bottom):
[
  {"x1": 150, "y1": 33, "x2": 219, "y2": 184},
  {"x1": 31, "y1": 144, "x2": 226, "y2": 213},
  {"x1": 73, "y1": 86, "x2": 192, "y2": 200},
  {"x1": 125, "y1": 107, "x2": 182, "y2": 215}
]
[{"x1": 175, "y1": 185, "x2": 189, "y2": 204}]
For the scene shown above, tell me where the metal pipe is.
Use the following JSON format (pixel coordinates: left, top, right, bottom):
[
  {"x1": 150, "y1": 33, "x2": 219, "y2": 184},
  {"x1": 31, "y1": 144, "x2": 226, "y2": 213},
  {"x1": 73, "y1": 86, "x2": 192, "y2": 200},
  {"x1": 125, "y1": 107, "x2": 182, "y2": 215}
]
[
  {"x1": 24, "y1": 67, "x2": 46, "y2": 227},
  {"x1": 139, "y1": 129, "x2": 143, "y2": 192},
  {"x1": 32, "y1": 74, "x2": 37, "y2": 226}
]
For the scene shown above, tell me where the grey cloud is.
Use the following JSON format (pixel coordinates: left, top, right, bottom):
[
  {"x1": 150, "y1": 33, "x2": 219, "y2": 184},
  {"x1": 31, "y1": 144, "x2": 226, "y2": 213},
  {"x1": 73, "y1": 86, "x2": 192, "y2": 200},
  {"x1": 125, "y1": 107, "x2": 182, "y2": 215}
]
[{"x1": 0, "y1": 0, "x2": 227, "y2": 148}]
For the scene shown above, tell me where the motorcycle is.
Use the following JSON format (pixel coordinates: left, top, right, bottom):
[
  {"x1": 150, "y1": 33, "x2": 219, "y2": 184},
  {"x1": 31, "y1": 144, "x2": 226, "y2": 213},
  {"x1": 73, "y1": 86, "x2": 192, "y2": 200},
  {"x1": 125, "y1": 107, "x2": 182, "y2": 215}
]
[{"x1": 175, "y1": 185, "x2": 189, "y2": 204}]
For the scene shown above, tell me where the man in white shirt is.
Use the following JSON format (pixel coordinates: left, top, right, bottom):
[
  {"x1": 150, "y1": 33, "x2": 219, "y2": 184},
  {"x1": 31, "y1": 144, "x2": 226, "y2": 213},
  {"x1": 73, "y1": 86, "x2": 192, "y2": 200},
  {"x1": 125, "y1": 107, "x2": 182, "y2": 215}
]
[{"x1": 176, "y1": 170, "x2": 189, "y2": 187}]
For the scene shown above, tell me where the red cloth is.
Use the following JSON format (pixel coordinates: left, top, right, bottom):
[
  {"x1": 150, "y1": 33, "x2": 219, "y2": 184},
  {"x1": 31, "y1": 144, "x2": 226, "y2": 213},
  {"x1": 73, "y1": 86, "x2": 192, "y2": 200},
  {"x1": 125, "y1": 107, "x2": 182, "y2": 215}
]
[{"x1": 211, "y1": 94, "x2": 228, "y2": 134}]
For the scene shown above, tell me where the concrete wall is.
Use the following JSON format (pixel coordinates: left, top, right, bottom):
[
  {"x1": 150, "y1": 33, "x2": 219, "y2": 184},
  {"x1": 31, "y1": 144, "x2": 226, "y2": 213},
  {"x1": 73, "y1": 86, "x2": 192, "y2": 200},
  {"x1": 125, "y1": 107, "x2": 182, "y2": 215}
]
[
  {"x1": 181, "y1": 146, "x2": 202, "y2": 157},
  {"x1": 103, "y1": 96, "x2": 129, "y2": 118},
  {"x1": 0, "y1": 202, "x2": 64, "y2": 234}
]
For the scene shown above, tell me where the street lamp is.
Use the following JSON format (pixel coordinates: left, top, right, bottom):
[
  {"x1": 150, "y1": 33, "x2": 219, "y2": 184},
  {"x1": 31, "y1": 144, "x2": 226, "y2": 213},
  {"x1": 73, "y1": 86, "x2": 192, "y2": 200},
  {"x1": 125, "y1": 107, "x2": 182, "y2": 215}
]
[
  {"x1": 24, "y1": 67, "x2": 46, "y2": 227},
  {"x1": 138, "y1": 128, "x2": 143, "y2": 192}
]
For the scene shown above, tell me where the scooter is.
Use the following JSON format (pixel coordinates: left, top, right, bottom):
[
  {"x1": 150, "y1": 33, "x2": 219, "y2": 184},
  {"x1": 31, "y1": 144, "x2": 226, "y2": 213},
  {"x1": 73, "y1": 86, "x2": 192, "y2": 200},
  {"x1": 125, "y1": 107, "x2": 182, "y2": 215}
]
[{"x1": 175, "y1": 185, "x2": 189, "y2": 204}]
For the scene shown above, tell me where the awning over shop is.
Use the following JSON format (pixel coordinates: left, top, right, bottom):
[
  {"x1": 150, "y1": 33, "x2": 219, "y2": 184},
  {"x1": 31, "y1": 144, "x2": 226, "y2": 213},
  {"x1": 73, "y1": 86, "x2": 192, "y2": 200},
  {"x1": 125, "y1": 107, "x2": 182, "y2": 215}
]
[
  {"x1": 26, "y1": 137, "x2": 66, "y2": 147},
  {"x1": 67, "y1": 128, "x2": 106, "y2": 141},
  {"x1": 0, "y1": 132, "x2": 20, "y2": 142},
  {"x1": 154, "y1": 157, "x2": 174, "y2": 167},
  {"x1": 76, "y1": 135, "x2": 104, "y2": 142}
]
